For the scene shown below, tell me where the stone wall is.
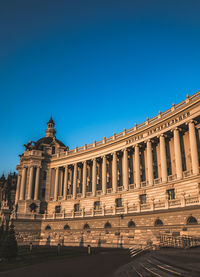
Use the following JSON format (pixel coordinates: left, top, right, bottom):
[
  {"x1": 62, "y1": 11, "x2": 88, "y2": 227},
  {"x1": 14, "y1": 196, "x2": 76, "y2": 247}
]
[{"x1": 13, "y1": 206, "x2": 200, "y2": 248}]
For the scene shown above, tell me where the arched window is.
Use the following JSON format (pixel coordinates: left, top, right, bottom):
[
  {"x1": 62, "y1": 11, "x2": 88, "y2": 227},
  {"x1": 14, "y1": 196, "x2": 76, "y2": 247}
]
[
  {"x1": 45, "y1": 225, "x2": 51, "y2": 231},
  {"x1": 187, "y1": 216, "x2": 198, "y2": 225},
  {"x1": 64, "y1": 224, "x2": 70, "y2": 230},
  {"x1": 104, "y1": 222, "x2": 112, "y2": 229},
  {"x1": 128, "y1": 220, "x2": 136, "y2": 228},
  {"x1": 83, "y1": 223, "x2": 90, "y2": 230},
  {"x1": 155, "y1": 219, "x2": 163, "y2": 227}
]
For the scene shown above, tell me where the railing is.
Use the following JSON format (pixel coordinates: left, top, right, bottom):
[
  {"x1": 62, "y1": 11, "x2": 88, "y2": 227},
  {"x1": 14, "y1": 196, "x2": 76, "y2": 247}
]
[
  {"x1": 183, "y1": 169, "x2": 193, "y2": 177},
  {"x1": 169, "y1": 199, "x2": 181, "y2": 207},
  {"x1": 168, "y1": 174, "x2": 177, "y2": 181},
  {"x1": 66, "y1": 195, "x2": 72, "y2": 200},
  {"x1": 86, "y1": 192, "x2": 92, "y2": 197},
  {"x1": 51, "y1": 91, "x2": 200, "y2": 158},
  {"x1": 141, "y1": 181, "x2": 147, "y2": 187},
  {"x1": 154, "y1": 201, "x2": 165, "y2": 209},
  {"x1": 140, "y1": 203, "x2": 151, "y2": 211},
  {"x1": 15, "y1": 194, "x2": 200, "y2": 220},
  {"x1": 106, "y1": 188, "x2": 112, "y2": 194},
  {"x1": 96, "y1": 190, "x2": 102, "y2": 195},
  {"x1": 128, "y1": 184, "x2": 135, "y2": 190},
  {"x1": 185, "y1": 196, "x2": 199, "y2": 205},
  {"x1": 117, "y1": 186, "x2": 124, "y2": 192},
  {"x1": 154, "y1": 177, "x2": 162, "y2": 185},
  {"x1": 160, "y1": 235, "x2": 200, "y2": 248}
]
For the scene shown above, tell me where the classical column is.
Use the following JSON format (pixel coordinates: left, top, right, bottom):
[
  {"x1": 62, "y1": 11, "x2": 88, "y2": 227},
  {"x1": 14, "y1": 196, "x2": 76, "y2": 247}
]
[
  {"x1": 102, "y1": 156, "x2": 107, "y2": 194},
  {"x1": 123, "y1": 149, "x2": 129, "y2": 190},
  {"x1": 147, "y1": 140, "x2": 154, "y2": 185},
  {"x1": 34, "y1": 167, "x2": 40, "y2": 200},
  {"x1": 82, "y1": 161, "x2": 87, "y2": 198},
  {"x1": 15, "y1": 174, "x2": 21, "y2": 204},
  {"x1": 63, "y1": 165, "x2": 68, "y2": 200},
  {"x1": 19, "y1": 167, "x2": 27, "y2": 200},
  {"x1": 135, "y1": 145, "x2": 140, "y2": 188},
  {"x1": 159, "y1": 134, "x2": 168, "y2": 182},
  {"x1": 53, "y1": 167, "x2": 59, "y2": 201},
  {"x1": 188, "y1": 120, "x2": 199, "y2": 174},
  {"x1": 27, "y1": 166, "x2": 34, "y2": 200},
  {"x1": 73, "y1": 163, "x2": 77, "y2": 199},
  {"x1": 173, "y1": 128, "x2": 183, "y2": 179},
  {"x1": 112, "y1": 152, "x2": 117, "y2": 193},
  {"x1": 92, "y1": 158, "x2": 97, "y2": 197}
]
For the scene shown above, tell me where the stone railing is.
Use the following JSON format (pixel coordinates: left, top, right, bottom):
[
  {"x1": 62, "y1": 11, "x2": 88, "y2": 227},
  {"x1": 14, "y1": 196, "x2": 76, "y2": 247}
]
[
  {"x1": 52, "y1": 91, "x2": 200, "y2": 158},
  {"x1": 15, "y1": 194, "x2": 200, "y2": 220}
]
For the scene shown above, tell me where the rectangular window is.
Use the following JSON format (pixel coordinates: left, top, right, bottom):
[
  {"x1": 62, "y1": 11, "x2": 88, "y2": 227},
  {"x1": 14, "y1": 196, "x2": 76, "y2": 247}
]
[
  {"x1": 94, "y1": 201, "x2": 101, "y2": 210},
  {"x1": 139, "y1": 194, "x2": 146, "y2": 204},
  {"x1": 74, "y1": 203, "x2": 80, "y2": 212},
  {"x1": 167, "y1": 189, "x2": 175, "y2": 200},
  {"x1": 55, "y1": 205, "x2": 61, "y2": 213},
  {"x1": 115, "y1": 198, "x2": 122, "y2": 207}
]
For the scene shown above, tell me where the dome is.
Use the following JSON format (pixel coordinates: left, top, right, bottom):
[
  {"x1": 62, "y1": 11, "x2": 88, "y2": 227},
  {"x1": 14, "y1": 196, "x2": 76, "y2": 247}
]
[{"x1": 36, "y1": 137, "x2": 66, "y2": 148}]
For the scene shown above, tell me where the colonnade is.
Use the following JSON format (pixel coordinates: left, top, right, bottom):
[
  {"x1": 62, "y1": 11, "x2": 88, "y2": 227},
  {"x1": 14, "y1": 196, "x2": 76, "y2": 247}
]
[
  {"x1": 51, "y1": 121, "x2": 199, "y2": 201},
  {"x1": 15, "y1": 121, "x2": 199, "y2": 203},
  {"x1": 15, "y1": 166, "x2": 41, "y2": 203}
]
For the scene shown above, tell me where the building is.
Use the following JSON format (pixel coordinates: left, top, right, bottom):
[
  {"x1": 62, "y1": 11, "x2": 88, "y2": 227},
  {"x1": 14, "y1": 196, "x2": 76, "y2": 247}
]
[
  {"x1": 13, "y1": 92, "x2": 200, "y2": 247},
  {"x1": 0, "y1": 172, "x2": 17, "y2": 227}
]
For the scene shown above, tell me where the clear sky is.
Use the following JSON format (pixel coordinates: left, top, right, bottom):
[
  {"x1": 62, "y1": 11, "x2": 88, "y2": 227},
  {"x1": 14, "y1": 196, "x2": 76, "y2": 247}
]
[{"x1": 0, "y1": 0, "x2": 200, "y2": 176}]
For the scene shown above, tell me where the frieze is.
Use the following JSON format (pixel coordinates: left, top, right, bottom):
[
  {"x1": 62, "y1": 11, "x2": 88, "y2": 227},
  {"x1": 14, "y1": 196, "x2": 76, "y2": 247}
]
[{"x1": 126, "y1": 111, "x2": 190, "y2": 145}]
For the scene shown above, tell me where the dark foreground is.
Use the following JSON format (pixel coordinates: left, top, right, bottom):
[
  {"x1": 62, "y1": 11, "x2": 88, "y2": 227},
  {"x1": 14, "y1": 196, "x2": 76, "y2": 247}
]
[
  {"x1": 0, "y1": 247, "x2": 130, "y2": 277},
  {"x1": 1, "y1": 246, "x2": 200, "y2": 277}
]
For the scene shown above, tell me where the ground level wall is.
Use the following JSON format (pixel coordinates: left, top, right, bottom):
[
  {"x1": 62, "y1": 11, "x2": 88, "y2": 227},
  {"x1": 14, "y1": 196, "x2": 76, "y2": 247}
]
[{"x1": 13, "y1": 206, "x2": 200, "y2": 248}]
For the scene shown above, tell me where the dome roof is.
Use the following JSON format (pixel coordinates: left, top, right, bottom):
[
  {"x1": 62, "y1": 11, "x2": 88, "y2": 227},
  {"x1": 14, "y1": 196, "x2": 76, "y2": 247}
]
[{"x1": 36, "y1": 137, "x2": 66, "y2": 148}]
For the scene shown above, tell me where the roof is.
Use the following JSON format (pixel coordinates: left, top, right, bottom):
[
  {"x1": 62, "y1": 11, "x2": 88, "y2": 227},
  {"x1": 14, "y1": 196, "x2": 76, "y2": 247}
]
[{"x1": 36, "y1": 137, "x2": 66, "y2": 148}]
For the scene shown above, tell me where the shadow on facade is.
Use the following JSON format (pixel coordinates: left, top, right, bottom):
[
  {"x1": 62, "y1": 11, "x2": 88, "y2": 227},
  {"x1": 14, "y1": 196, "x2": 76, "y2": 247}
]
[
  {"x1": 46, "y1": 235, "x2": 51, "y2": 246},
  {"x1": 79, "y1": 235, "x2": 84, "y2": 247}
]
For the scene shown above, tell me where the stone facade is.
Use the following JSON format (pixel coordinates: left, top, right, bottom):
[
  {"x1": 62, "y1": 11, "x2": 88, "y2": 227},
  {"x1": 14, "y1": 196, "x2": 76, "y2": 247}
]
[{"x1": 13, "y1": 92, "x2": 200, "y2": 247}]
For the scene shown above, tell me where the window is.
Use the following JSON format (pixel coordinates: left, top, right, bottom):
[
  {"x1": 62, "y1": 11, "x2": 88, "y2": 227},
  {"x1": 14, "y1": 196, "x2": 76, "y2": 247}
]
[
  {"x1": 45, "y1": 225, "x2": 51, "y2": 231},
  {"x1": 139, "y1": 194, "x2": 146, "y2": 204},
  {"x1": 55, "y1": 205, "x2": 61, "y2": 213},
  {"x1": 115, "y1": 198, "x2": 122, "y2": 207},
  {"x1": 83, "y1": 223, "x2": 90, "y2": 230},
  {"x1": 187, "y1": 216, "x2": 198, "y2": 225},
  {"x1": 128, "y1": 220, "x2": 136, "y2": 228},
  {"x1": 29, "y1": 202, "x2": 37, "y2": 212},
  {"x1": 167, "y1": 189, "x2": 175, "y2": 200},
  {"x1": 52, "y1": 146, "x2": 55, "y2": 154},
  {"x1": 74, "y1": 203, "x2": 80, "y2": 212},
  {"x1": 155, "y1": 219, "x2": 163, "y2": 226},
  {"x1": 104, "y1": 222, "x2": 112, "y2": 229},
  {"x1": 64, "y1": 224, "x2": 70, "y2": 230},
  {"x1": 94, "y1": 201, "x2": 101, "y2": 210}
]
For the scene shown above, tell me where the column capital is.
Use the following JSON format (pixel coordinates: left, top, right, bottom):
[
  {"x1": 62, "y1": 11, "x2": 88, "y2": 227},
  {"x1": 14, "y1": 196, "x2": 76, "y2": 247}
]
[
  {"x1": 157, "y1": 133, "x2": 167, "y2": 138},
  {"x1": 171, "y1": 126, "x2": 182, "y2": 132},
  {"x1": 186, "y1": 119, "x2": 198, "y2": 125},
  {"x1": 144, "y1": 139, "x2": 152, "y2": 144}
]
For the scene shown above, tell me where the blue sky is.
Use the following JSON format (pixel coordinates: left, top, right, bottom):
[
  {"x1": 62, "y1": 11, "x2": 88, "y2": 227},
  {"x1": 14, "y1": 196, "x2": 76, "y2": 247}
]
[{"x1": 0, "y1": 0, "x2": 200, "y2": 175}]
